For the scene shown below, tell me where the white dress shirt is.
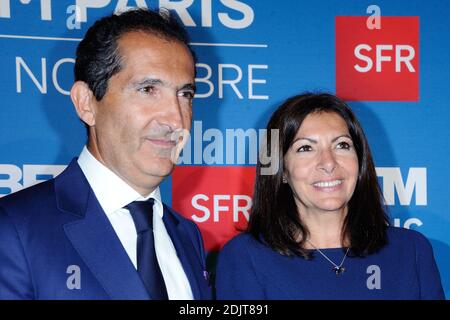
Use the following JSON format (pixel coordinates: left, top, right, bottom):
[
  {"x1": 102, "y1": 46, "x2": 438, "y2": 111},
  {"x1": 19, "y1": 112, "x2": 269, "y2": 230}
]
[{"x1": 77, "y1": 146, "x2": 193, "y2": 300}]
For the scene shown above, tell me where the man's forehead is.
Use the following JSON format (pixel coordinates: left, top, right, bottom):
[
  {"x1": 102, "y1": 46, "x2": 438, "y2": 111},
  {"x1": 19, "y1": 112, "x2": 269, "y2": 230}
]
[
  {"x1": 117, "y1": 30, "x2": 190, "y2": 56},
  {"x1": 113, "y1": 31, "x2": 194, "y2": 82},
  {"x1": 118, "y1": 32, "x2": 193, "y2": 67}
]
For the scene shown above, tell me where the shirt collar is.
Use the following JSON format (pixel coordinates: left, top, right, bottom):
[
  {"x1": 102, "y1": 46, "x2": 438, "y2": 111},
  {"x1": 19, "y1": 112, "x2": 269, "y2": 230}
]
[{"x1": 77, "y1": 146, "x2": 163, "y2": 217}]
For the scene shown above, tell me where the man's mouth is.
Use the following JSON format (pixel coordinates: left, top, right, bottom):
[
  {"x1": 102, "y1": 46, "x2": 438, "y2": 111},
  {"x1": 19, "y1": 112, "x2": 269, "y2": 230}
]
[{"x1": 145, "y1": 138, "x2": 177, "y2": 148}]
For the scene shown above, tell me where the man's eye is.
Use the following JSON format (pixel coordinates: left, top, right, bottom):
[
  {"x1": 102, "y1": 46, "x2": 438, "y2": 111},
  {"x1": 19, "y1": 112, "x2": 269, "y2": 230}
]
[
  {"x1": 336, "y1": 142, "x2": 351, "y2": 150},
  {"x1": 138, "y1": 86, "x2": 154, "y2": 94},
  {"x1": 297, "y1": 145, "x2": 312, "y2": 152},
  {"x1": 179, "y1": 91, "x2": 194, "y2": 99}
]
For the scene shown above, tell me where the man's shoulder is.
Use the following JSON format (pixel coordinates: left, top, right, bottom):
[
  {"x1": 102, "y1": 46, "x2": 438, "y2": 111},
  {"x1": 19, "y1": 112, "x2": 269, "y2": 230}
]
[
  {"x1": 0, "y1": 178, "x2": 59, "y2": 238},
  {"x1": 0, "y1": 178, "x2": 55, "y2": 212},
  {"x1": 0, "y1": 158, "x2": 79, "y2": 212}
]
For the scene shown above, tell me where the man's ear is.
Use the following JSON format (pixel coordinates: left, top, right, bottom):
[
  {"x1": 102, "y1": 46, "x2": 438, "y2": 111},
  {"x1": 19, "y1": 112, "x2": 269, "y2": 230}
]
[{"x1": 70, "y1": 81, "x2": 96, "y2": 127}]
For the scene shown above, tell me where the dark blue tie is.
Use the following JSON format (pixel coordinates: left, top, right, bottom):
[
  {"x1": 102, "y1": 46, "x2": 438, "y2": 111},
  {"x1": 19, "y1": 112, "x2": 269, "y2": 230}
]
[{"x1": 126, "y1": 199, "x2": 168, "y2": 300}]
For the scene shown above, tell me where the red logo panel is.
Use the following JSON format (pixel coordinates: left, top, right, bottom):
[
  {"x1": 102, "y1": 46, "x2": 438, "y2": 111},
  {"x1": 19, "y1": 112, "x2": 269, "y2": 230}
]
[
  {"x1": 336, "y1": 16, "x2": 419, "y2": 101},
  {"x1": 172, "y1": 166, "x2": 256, "y2": 252}
]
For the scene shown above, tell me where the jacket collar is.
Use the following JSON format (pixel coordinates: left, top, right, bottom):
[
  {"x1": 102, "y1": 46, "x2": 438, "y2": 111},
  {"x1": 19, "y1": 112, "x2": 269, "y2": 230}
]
[
  {"x1": 55, "y1": 159, "x2": 209, "y2": 299},
  {"x1": 56, "y1": 159, "x2": 150, "y2": 299}
]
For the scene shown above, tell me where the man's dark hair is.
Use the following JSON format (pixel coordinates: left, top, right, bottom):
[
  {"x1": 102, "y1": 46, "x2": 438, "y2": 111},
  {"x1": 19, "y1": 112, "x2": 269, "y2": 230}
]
[
  {"x1": 248, "y1": 92, "x2": 389, "y2": 258},
  {"x1": 74, "y1": 8, "x2": 194, "y2": 101}
]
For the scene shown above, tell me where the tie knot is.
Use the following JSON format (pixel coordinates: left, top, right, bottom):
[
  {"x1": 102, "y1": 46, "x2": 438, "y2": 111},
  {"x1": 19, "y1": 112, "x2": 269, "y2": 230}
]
[{"x1": 126, "y1": 199, "x2": 155, "y2": 233}]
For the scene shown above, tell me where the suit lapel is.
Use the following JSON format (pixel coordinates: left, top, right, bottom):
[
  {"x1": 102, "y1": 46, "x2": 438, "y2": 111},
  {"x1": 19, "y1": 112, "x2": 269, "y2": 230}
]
[
  {"x1": 162, "y1": 205, "x2": 206, "y2": 300},
  {"x1": 55, "y1": 160, "x2": 150, "y2": 300}
]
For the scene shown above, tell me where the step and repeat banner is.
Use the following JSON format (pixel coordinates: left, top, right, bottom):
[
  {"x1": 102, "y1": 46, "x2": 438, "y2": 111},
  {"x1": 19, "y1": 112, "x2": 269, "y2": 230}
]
[{"x1": 1, "y1": 1, "x2": 449, "y2": 297}]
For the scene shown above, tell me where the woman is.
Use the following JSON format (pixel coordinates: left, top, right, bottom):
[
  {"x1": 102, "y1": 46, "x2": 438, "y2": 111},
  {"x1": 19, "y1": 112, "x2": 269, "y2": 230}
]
[{"x1": 215, "y1": 93, "x2": 444, "y2": 299}]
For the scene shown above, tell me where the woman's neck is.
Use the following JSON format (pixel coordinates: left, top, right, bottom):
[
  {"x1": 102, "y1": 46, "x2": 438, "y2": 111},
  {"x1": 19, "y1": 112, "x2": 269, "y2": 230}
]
[{"x1": 300, "y1": 208, "x2": 348, "y2": 249}]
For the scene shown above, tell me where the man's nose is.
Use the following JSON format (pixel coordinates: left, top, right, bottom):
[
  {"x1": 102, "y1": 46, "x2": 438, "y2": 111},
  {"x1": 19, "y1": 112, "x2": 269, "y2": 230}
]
[{"x1": 159, "y1": 93, "x2": 184, "y2": 131}]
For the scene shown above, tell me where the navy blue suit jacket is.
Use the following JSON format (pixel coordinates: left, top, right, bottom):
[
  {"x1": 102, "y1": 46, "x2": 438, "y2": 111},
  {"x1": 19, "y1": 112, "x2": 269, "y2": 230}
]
[{"x1": 0, "y1": 159, "x2": 211, "y2": 300}]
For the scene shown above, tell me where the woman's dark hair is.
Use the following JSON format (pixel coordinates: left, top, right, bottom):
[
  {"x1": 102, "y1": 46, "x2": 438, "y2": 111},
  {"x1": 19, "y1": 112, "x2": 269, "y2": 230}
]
[
  {"x1": 75, "y1": 8, "x2": 194, "y2": 101},
  {"x1": 248, "y1": 92, "x2": 389, "y2": 258}
]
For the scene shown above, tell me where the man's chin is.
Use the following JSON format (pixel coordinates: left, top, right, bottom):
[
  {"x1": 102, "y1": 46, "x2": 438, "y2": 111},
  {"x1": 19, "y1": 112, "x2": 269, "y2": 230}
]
[{"x1": 146, "y1": 160, "x2": 175, "y2": 177}]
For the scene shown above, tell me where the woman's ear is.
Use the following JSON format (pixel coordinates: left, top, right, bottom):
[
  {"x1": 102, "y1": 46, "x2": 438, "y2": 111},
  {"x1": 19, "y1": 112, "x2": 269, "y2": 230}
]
[{"x1": 70, "y1": 81, "x2": 96, "y2": 127}]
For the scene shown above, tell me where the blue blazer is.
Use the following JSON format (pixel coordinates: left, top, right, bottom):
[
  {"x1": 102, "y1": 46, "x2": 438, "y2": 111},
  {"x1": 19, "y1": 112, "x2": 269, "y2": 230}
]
[{"x1": 0, "y1": 159, "x2": 211, "y2": 300}]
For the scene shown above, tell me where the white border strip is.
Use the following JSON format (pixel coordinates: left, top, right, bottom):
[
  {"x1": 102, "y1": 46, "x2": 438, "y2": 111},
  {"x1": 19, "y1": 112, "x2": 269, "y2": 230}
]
[
  {"x1": 0, "y1": 34, "x2": 82, "y2": 42},
  {"x1": 0, "y1": 34, "x2": 268, "y2": 48}
]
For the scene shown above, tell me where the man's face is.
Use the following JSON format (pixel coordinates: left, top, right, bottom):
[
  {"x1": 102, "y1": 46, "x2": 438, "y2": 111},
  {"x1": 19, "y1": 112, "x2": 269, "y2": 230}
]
[{"x1": 88, "y1": 31, "x2": 195, "y2": 195}]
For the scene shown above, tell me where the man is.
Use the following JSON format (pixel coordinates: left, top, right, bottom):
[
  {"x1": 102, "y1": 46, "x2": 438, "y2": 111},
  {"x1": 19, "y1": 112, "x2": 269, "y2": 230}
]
[{"x1": 0, "y1": 8, "x2": 211, "y2": 300}]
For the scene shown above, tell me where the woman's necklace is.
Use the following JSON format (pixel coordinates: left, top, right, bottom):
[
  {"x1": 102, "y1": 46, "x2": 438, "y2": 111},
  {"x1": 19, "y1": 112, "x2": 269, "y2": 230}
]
[{"x1": 307, "y1": 240, "x2": 350, "y2": 275}]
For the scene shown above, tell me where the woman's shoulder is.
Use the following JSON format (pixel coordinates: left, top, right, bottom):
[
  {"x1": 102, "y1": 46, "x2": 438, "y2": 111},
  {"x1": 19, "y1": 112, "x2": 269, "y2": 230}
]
[
  {"x1": 386, "y1": 226, "x2": 433, "y2": 251},
  {"x1": 221, "y1": 232, "x2": 263, "y2": 252},
  {"x1": 219, "y1": 232, "x2": 276, "y2": 261}
]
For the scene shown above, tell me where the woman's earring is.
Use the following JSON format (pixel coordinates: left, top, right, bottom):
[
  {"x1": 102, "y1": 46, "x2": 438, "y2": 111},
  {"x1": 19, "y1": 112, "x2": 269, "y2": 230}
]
[{"x1": 282, "y1": 177, "x2": 287, "y2": 183}]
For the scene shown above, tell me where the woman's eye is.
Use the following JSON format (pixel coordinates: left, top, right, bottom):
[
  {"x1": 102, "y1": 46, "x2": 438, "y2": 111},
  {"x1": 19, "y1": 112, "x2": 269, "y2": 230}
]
[
  {"x1": 297, "y1": 145, "x2": 312, "y2": 152},
  {"x1": 336, "y1": 141, "x2": 351, "y2": 150}
]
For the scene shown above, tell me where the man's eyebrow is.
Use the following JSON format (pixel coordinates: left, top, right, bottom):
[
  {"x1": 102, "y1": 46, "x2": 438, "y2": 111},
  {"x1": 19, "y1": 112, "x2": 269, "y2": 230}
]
[
  {"x1": 132, "y1": 78, "x2": 164, "y2": 87},
  {"x1": 132, "y1": 78, "x2": 196, "y2": 92},
  {"x1": 181, "y1": 83, "x2": 196, "y2": 92}
]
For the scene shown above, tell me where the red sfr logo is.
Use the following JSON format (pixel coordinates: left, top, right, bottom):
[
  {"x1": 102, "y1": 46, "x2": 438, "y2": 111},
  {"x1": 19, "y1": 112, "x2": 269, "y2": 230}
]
[
  {"x1": 172, "y1": 166, "x2": 255, "y2": 251},
  {"x1": 336, "y1": 16, "x2": 419, "y2": 101}
]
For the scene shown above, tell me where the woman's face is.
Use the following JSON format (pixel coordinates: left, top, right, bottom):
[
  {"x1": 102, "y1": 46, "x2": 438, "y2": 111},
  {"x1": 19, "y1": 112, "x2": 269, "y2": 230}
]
[{"x1": 283, "y1": 111, "x2": 359, "y2": 216}]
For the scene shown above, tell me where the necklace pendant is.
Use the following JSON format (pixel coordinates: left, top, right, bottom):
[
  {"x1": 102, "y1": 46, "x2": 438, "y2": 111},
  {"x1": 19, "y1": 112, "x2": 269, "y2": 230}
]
[{"x1": 333, "y1": 266, "x2": 345, "y2": 275}]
